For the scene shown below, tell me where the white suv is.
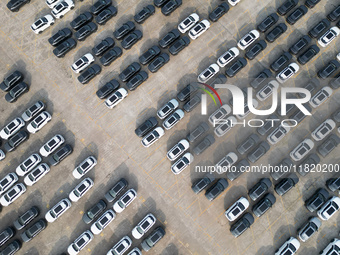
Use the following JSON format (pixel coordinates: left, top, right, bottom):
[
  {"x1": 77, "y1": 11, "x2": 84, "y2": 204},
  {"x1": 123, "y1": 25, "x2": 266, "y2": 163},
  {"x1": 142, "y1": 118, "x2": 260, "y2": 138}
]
[
  {"x1": 27, "y1": 111, "x2": 52, "y2": 133},
  {"x1": 311, "y1": 119, "x2": 336, "y2": 141},
  {"x1": 141, "y1": 127, "x2": 164, "y2": 147},
  {"x1": 71, "y1": 53, "x2": 95, "y2": 73},
  {"x1": 0, "y1": 117, "x2": 25, "y2": 140},
  {"x1": 309, "y1": 86, "x2": 333, "y2": 108},
  {"x1": 217, "y1": 47, "x2": 240, "y2": 67},
  {"x1": 31, "y1": 15, "x2": 55, "y2": 34},
  {"x1": 90, "y1": 209, "x2": 116, "y2": 235},
  {"x1": 24, "y1": 163, "x2": 50, "y2": 186},
  {"x1": 167, "y1": 139, "x2": 189, "y2": 161},
  {"x1": 113, "y1": 189, "x2": 137, "y2": 213},
  {"x1": 72, "y1": 156, "x2": 97, "y2": 179},
  {"x1": 51, "y1": 0, "x2": 74, "y2": 19},
  {"x1": 67, "y1": 230, "x2": 93, "y2": 255},
  {"x1": 275, "y1": 237, "x2": 300, "y2": 255},
  {"x1": 105, "y1": 88, "x2": 128, "y2": 109},
  {"x1": 171, "y1": 153, "x2": 193, "y2": 175},
  {"x1": 317, "y1": 196, "x2": 340, "y2": 220},
  {"x1": 189, "y1": 19, "x2": 210, "y2": 40},
  {"x1": 45, "y1": 198, "x2": 71, "y2": 222},
  {"x1": 290, "y1": 139, "x2": 314, "y2": 161},
  {"x1": 256, "y1": 80, "x2": 279, "y2": 101},
  {"x1": 39, "y1": 134, "x2": 65, "y2": 157},
  {"x1": 318, "y1": 27, "x2": 340, "y2": 47},
  {"x1": 178, "y1": 13, "x2": 199, "y2": 33},
  {"x1": 0, "y1": 183, "x2": 26, "y2": 206},
  {"x1": 276, "y1": 63, "x2": 300, "y2": 83},
  {"x1": 157, "y1": 99, "x2": 179, "y2": 119},
  {"x1": 237, "y1": 30, "x2": 260, "y2": 50},
  {"x1": 69, "y1": 178, "x2": 94, "y2": 202},
  {"x1": 225, "y1": 197, "x2": 249, "y2": 221},
  {"x1": 267, "y1": 125, "x2": 290, "y2": 145},
  {"x1": 131, "y1": 213, "x2": 156, "y2": 239},
  {"x1": 198, "y1": 64, "x2": 220, "y2": 83}
]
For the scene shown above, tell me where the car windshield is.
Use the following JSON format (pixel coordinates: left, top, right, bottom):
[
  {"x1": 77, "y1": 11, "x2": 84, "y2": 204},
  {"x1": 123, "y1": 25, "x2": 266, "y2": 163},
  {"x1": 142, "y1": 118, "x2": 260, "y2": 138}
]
[
  {"x1": 176, "y1": 161, "x2": 185, "y2": 169},
  {"x1": 146, "y1": 134, "x2": 155, "y2": 142},
  {"x1": 55, "y1": 4, "x2": 64, "y2": 11},
  {"x1": 232, "y1": 207, "x2": 241, "y2": 216},
  {"x1": 244, "y1": 35, "x2": 252, "y2": 43},
  {"x1": 116, "y1": 244, "x2": 125, "y2": 253},
  {"x1": 122, "y1": 195, "x2": 131, "y2": 203},
  {"x1": 183, "y1": 18, "x2": 191, "y2": 26},
  {"x1": 163, "y1": 35, "x2": 172, "y2": 42},
  {"x1": 108, "y1": 94, "x2": 118, "y2": 103},
  {"x1": 297, "y1": 147, "x2": 307, "y2": 155},
  {"x1": 141, "y1": 221, "x2": 150, "y2": 230},
  {"x1": 54, "y1": 204, "x2": 63, "y2": 214},
  {"x1": 194, "y1": 25, "x2": 202, "y2": 32},
  {"x1": 325, "y1": 32, "x2": 334, "y2": 40},
  {"x1": 75, "y1": 59, "x2": 84, "y2": 67},
  {"x1": 283, "y1": 69, "x2": 292, "y2": 76},
  {"x1": 76, "y1": 238, "x2": 86, "y2": 247}
]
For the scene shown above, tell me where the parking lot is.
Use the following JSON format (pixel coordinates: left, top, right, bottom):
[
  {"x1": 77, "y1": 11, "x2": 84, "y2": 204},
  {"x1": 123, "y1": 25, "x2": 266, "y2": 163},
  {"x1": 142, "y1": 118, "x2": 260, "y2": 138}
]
[{"x1": 0, "y1": 0, "x2": 340, "y2": 254}]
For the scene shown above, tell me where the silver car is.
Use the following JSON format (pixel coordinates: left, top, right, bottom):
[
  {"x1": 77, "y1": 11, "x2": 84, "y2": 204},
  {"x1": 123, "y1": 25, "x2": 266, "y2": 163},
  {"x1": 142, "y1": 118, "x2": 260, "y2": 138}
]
[
  {"x1": 208, "y1": 104, "x2": 231, "y2": 126},
  {"x1": 311, "y1": 119, "x2": 336, "y2": 141},
  {"x1": 16, "y1": 153, "x2": 42, "y2": 176},
  {"x1": 171, "y1": 153, "x2": 194, "y2": 174},
  {"x1": 162, "y1": 109, "x2": 184, "y2": 130},
  {"x1": 107, "y1": 236, "x2": 132, "y2": 255},
  {"x1": 309, "y1": 86, "x2": 333, "y2": 108},
  {"x1": 267, "y1": 125, "x2": 290, "y2": 145},
  {"x1": 297, "y1": 217, "x2": 321, "y2": 242},
  {"x1": 21, "y1": 101, "x2": 45, "y2": 122},
  {"x1": 0, "y1": 172, "x2": 18, "y2": 196},
  {"x1": 290, "y1": 139, "x2": 314, "y2": 161},
  {"x1": 167, "y1": 139, "x2": 189, "y2": 161},
  {"x1": 157, "y1": 99, "x2": 179, "y2": 119}
]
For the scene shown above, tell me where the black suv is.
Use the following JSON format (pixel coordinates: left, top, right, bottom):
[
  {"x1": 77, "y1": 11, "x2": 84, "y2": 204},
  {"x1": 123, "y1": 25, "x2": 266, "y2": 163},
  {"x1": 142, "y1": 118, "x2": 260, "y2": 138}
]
[
  {"x1": 48, "y1": 28, "x2": 72, "y2": 46},
  {"x1": 4, "y1": 131, "x2": 28, "y2": 152},
  {"x1": 99, "y1": 47, "x2": 122, "y2": 66},
  {"x1": 205, "y1": 179, "x2": 228, "y2": 201},
  {"x1": 134, "y1": 5, "x2": 155, "y2": 24},
  {"x1": 289, "y1": 35, "x2": 311, "y2": 55},
  {"x1": 270, "y1": 52, "x2": 292, "y2": 72},
  {"x1": 78, "y1": 64, "x2": 101, "y2": 84},
  {"x1": 70, "y1": 12, "x2": 93, "y2": 30},
  {"x1": 119, "y1": 62, "x2": 141, "y2": 82},
  {"x1": 48, "y1": 144, "x2": 73, "y2": 166},
  {"x1": 265, "y1": 23, "x2": 287, "y2": 43},
  {"x1": 7, "y1": 0, "x2": 30, "y2": 12},
  {"x1": 248, "y1": 178, "x2": 272, "y2": 201},
  {"x1": 192, "y1": 174, "x2": 215, "y2": 194},
  {"x1": 135, "y1": 117, "x2": 158, "y2": 137},
  {"x1": 92, "y1": 37, "x2": 115, "y2": 56},
  {"x1": 104, "y1": 178, "x2": 128, "y2": 202},
  {"x1": 308, "y1": 19, "x2": 330, "y2": 38},
  {"x1": 230, "y1": 213, "x2": 254, "y2": 237},
  {"x1": 75, "y1": 22, "x2": 97, "y2": 41},
  {"x1": 277, "y1": 0, "x2": 298, "y2": 15},
  {"x1": 245, "y1": 40, "x2": 267, "y2": 60},
  {"x1": 53, "y1": 38, "x2": 76, "y2": 58},
  {"x1": 139, "y1": 46, "x2": 161, "y2": 65},
  {"x1": 274, "y1": 174, "x2": 299, "y2": 196},
  {"x1": 252, "y1": 193, "x2": 276, "y2": 217},
  {"x1": 297, "y1": 45, "x2": 320, "y2": 65},
  {"x1": 305, "y1": 188, "x2": 329, "y2": 212},
  {"x1": 257, "y1": 13, "x2": 279, "y2": 32},
  {"x1": 90, "y1": 0, "x2": 112, "y2": 15},
  {"x1": 114, "y1": 21, "x2": 135, "y2": 40},
  {"x1": 0, "y1": 71, "x2": 23, "y2": 92},
  {"x1": 159, "y1": 29, "x2": 180, "y2": 48},
  {"x1": 96, "y1": 79, "x2": 119, "y2": 99},
  {"x1": 286, "y1": 5, "x2": 308, "y2": 25}
]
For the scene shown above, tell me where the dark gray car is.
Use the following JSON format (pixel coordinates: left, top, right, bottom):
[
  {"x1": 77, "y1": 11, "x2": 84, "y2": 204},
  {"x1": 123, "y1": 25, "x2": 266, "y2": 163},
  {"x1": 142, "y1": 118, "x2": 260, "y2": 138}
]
[
  {"x1": 205, "y1": 178, "x2": 228, "y2": 201},
  {"x1": 250, "y1": 69, "x2": 272, "y2": 89},
  {"x1": 77, "y1": 64, "x2": 101, "y2": 84},
  {"x1": 299, "y1": 78, "x2": 320, "y2": 97},
  {"x1": 317, "y1": 60, "x2": 340, "y2": 79},
  {"x1": 192, "y1": 174, "x2": 215, "y2": 194},
  {"x1": 104, "y1": 178, "x2": 128, "y2": 202},
  {"x1": 330, "y1": 73, "x2": 340, "y2": 90},
  {"x1": 90, "y1": 0, "x2": 111, "y2": 15},
  {"x1": 134, "y1": 5, "x2": 155, "y2": 24},
  {"x1": 0, "y1": 227, "x2": 14, "y2": 247},
  {"x1": 99, "y1": 47, "x2": 122, "y2": 66},
  {"x1": 0, "y1": 240, "x2": 21, "y2": 255},
  {"x1": 289, "y1": 104, "x2": 312, "y2": 124},
  {"x1": 121, "y1": 30, "x2": 143, "y2": 49},
  {"x1": 141, "y1": 227, "x2": 165, "y2": 252},
  {"x1": 225, "y1": 58, "x2": 247, "y2": 78},
  {"x1": 92, "y1": 37, "x2": 115, "y2": 56},
  {"x1": 274, "y1": 174, "x2": 299, "y2": 196},
  {"x1": 187, "y1": 122, "x2": 209, "y2": 143},
  {"x1": 305, "y1": 188, "x2": 329, "y2": 212},
  {"x1": 230, "y1": 213, "x2": 254, "y2": 237},
  {"x1": 327, "y1": 177, "x2": 340, "y2": 193},
  {"x1": 96, "y1": 79, "x2": 119, "y2": 99},
  {"x1": 289, "y1": 35, "x2": 311, "y2": 55},
  {"x1": 119, "y1": 62, "x2": 141, "y2": 82},
  {"x1": 4, "y1": 131, "x2": 28, "y2": 152},
  {"x1": 257, "y1": 13, "x2": 279, "y2": 32},
  {"x1": 208, "y1": 2, "x2": 229, "y2": 22},
  {"x1": 169, "y1": 36, "x2": 190, "y2": 55},
  {"x1": 13, "y1": 206, "x2": 39, "y2": 230},
  {"x1": 183, "y1": 93, "x2": 201, "y2": 112},
  {"x1": 75, "y1": 22, "x2": 97, "y2": 41},
  {"x1": 135, "y1": 117, "x2": 158, "y2": 137},
  {"x1": 248, "y1": 178, "x2": 272, "y2": 201},
  {"x1": 148, "y1": 53, "x2": 170, "y2": 73},
  {"x1": 53, "y1": 38, "x2": 77, "y2": 58},
  {"x1": 245, "y1": 40, "x2": 267, "y2": 59},
  {"x1": 48, "y1": 28, "x2": 72, "y2": 46},
  {"x1": 20, "y1": 219, "x2": 46, "y2": 242},
  {"x1": 193, "y1": 135, "x2": 215, "y2": 155},
  {"x1": 308, "y1": 19, "x2": 330, "y2": 38},
  {"x1": 70, "y1": 12, "x2": 93, "y2": 31},
  {"x1": 247, "y1": 142, "x2": 270, "y2": 163},
  {"x1": 95, "y1": 6, "x2": 117, "y2": 25},
  {"x1": 270, "y1": 52, "x2": 292, "y2": 72},
  {"x1": 0, "y1": 71, "x2": 23, "y2": 92},
  {"x1": 159, "y1": 29, "x2": 180, "y2": 48},
  {"x1": 139, "y1": 46, "x2": 161, "y2": 65},
  {"x1": 177, "y1": 82, "x2": 199, "y2": 102},
  {"x1": 5, "y1": 82, "x2": 29, "y2": 103},
  {"x1": 114, "y1": 21, "x2": 135, "y2": 40},
  {"x1": 252, "y1": 193, "x2": 276, "y2": 217},
  {"x1": 265, "y1": 23, "x2": 287, "y2": 43},
  {"x1": 126, "y1": 71, "x2": 148, "y2": 91},
  {"x1": 161, "y1": 0, "x2": 182, "y2": 16},
  {"x1": 277, "y1": 0, "x2": 298, "y2": 15},
  {"x1": 48, "y1": 144, "x2": 73, "y2": 166},
  {"x1": 318, "y1": 134, "x2": 340, "y2": 157},
  {"x1": 297, "y1": 154, "x2": 320, "y2": 176},
  {"x1": 82, "y1": 200, "x2": 106, "y2": 224},
  {"x1": 271, "y1": 158, "x2": 293, "y2": 180},
  {"x1": 237, "y1": 134, "x2": 260, "y2": 155}
]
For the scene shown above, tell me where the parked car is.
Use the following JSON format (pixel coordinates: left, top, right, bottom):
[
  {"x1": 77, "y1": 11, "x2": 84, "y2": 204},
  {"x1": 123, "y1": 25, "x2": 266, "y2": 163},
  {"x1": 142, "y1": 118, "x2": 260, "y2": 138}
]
[
  {"x1": 276, "y1": 63, "x2": 299, "y2": 83},
  {"x1": 289, "y1": 104, "x2": 312, "y2": 124},
  {"x1": 72, "y1": 156, "x2": 97, "y2": 179},
  {"x1": 27, "y1": 111, "x2": 51, "y2": 134},
  {"x1": 177, "y1": 82, "x2": 199, "y2": 101},
  {"x1": 311, "y1": 119, "x2": 336, "y2": 141},
  {"x1": 320, "y1": 239, "x2": 340, "y2": 255},
  {"x1": 161, "y1": 0, "x2": 182, "y2": 16},
  {"x1": 286, "y1": 5, "x2": 308, "y2": 25},
  {"x1": 105, "y1": 88, "x2": 128, "y2": 108},
  {"x1": 48, "y1": 28, "x2": 72, "y2": 46},
  {"x1": 21, "y1": 101, "x2": 44, "y2": 122},
  {"x1": 163, "y1": 109, "x2": 184, "y2": 130},
  {"x1": 4, "y1": 131, "x2": 28, "y2": 152},
  {"x1": 135, "y1": 117, "x2": 158, "y2": 137},
  {"x1": 249, "y1": 178, "x2": 272, "y2": 201},
  {"x1": 48, "y1": 144, "x2": 72, "y2": 166},
  {"x1": 90, "y1": 209, "x2": 115, "y2": 234},
  {"x1": 309, "y1": 19, "x2": 330, "y2": 38},
  {"x1": 275, "y1": 174, "x2": 299, "y2": 196},
  {"x1": 157, "y1": 99, "x2": 178, "y2": 120},
  {"x1": 132, "y1": 213, "x2": 156, "y2": 239},
  {"x1": 96, "y1": 79, "x2": 119, "y2": 99},
  {"x1": 119, "y1": 62, "x2": 141, "y2": 82},
  {"x1": 230, "y1": 213, "x2": 254, "y2": 238},
  {"x1": 39, "y1": 134, "x2": 64, "y2": 157},
  {"x1": 198, "y1": 64, "x2": 220, "y2": 83},
  {"x1": 327, "y1": 177, "x2": 340, "y2": 193},
  {"x1": 0, "y1": 117, "x2": 25, "y2": 140},
  {"x1": 245, "y1": 40, "x2": 267, "y2": 60},
  {"x1": 225, "y1": 197, "x2": 249, "y2": 222},
  {"x1": 67, "y1": 231, "x2": 93, "y2": 255},
  {"x1": 121, "y1": 30, "x2": 142, "y2": 49},
  {"x1": 100, "y1": 47, "x2": 122, "y2": 66},
  {"x1": 0, "y1": 173, "x2": 18, "y2": 197},
  {"x1": 208, "y1": 104, "x2": 231, "y2": 125},
  {"x1": 305, "y1": 0, "x2": 321, "y2": 8},
  {"x1": 248, "y1": 142, "x2": 270, "y2": 163},
  {"x1": 75, "y1": 22, "x2": 97, "y2": 41},
  {"x1": 209, "y1": 3, "x2": 229, "y2": 22},
  {"x1": 0, "y1": 183, "x2": 26, "y2": 206},
  {"x1": 275, "y1": 237, "x2": 300, "y2": 255},
  {"x1": 305, "y1": 188, "x2": 329, "y2": 212},
  {"x1": 297, "y1": 154, "x2": 320, "y2": 176},
  {"x1": 257, "y1": 114, "x2": 279, "y2": 135},
  {"x1": 277, "y1": 0, "x2": 298, "y2": 15},
  {"x1": 290, "y1": 139, "x2": 314, "y2": 161},
  {"x1": 178, "y1": 13, "x2": 199, "y2": 33},
  {"x1": 299, "y1": 78, "x2": 319, "y2": 97},
  {"x1": 317, "y1": 196, "x2": 340, "y2": 220},
  {"x1": 189, "y1": 19, "x2": 210, "y2": 40},
  {"x1": 159, "y1": 29, "x2": 180, "y2": 48},
  {"x1": 0, "y1": 240, "x2": 21, "y2": 255},
  {"x1": 217, "y1": 47, "x2": 239, "y2": 67},
  {"x1": 192, "y1": 174, "x2": 215, "y2": 194},
  {"x1": 327, "y1": 5, "x2": 340, "y2": 21},
  {"x1": 92, "y1": 37, "x2": 115, "y2": 56},
  {"x1": 113, "y1": 188, "x2": 137, "y2": 213},
  {"x1": 289, "y1": 35, "x2": 311, "y2": 55},
  {"x1": 107, "y1": 236, "x2": 132, "y2": 255},
  {"x1": 330, "y1": 73, "x2": 340, "y2": 89},
  {"x1": 90, "y1": 0, "x2": 111, "y2": 15},
  {"x1": 24, "y1": 163, "x2": 50, "y2": 186},
  {"x1": 13, "y1": 206, "x2": 39, "y2": 231},
  {"x1": 215, "y1": 152, "x2": 238, "y2": 174},
  {"x1": 193, "y1": 135, "x2": 215, "y2": 155},
  {"x1": 114, "y1": 21, "x2": 135, "y2": 40},
  {"x1": 15, "y1": 154, "x2": 40, "y2": 178},
  {"x1": 45, "y1": 198, "x2": 72, "y2": 222},
  {"x1": 237, "y1": 134, "x2": 259, "y2": 155},
  {"x1": 82, "y1": 200, "x2": 106, "y2": 224},
  {"x1": 205, "y1": 178, "x2": 228, "y2": 201},
  {"x1": 187, "y1": 122, "x2": 209, "y2": 142},
  {"x1": 31, "y1": 15, "x2": 54, "y2": 34},
  {"x1": 309, "y1": 86, "x2": 333, "y2": 108},
  {"x1": 0, "y1": 227, "x2": 14, "y2": 247},
  {"x1": 77, "y1": 64, "x2": 101, "y2": 84},
  {"x1": 214, "y1": 116, "x2": 236, "y2": 137},
  {"x1": 318, "y1": 27, "x2": 340, "y2": 47},
  {"x1": 227, "y1": 159, "x2": 249, "y2": 181},
  {"x1": 228, "y1": 0, "x2": 241, "y2": 6},
  {"x1": 139, "y1": 46, "x2": 161, "y2": 65},
  {"x1": 51, "y1": 0, "x2": 74, "y2": 19},
  {"x1": 267, "y1": 125, "x2": 290, "y2": 145},
  {"x1": 70, "y1": 12, "x2": 93, "y2": 30},
  {"x1": 318, "y1": 60, "x2": 340, "y2": 79},
  {"x1": 252, "y1": 193, "x2": 276, "y2": 217},
  {"x1": 0, "y1": 71, "x2": 23, "y2": 92},
  {"x1": 250, "y1": 69, "x2": 272, "y2": 89},
  {"x1": 7, "y1": 0, "x2": 30, "y2": 12},
  {"x1": 95, "y1": 6, "x2": 117, "y2": 25},
  {"x1": 141, "y1": 227, "x2": 165, "y2": 252},
  {"x1": 318, "y1": 134, "x2": 340, "y2": 157},
  {"x1": 53, "y1": 38, "x2": 77, "y2": 58},
  {"x1": 104, "y1": 178, "x2": 128, "y2": 202},
  {"x1": 171, "y1": 153, "x2": 193, "y2": 174},
  {"x1": 71, "y1": 54, "x2": 95, "y2": 74},
  {"x1": 134, "y1": 4, "x2": 155, "y2": 24},
  {"x1": 257, "y1": 13, "x2": 279, "y2": 32},
  {"x1": 225, "y1": 58, "x2": 247, "y2": 77},
  {"x1": 148, "y1": 53, "x2": 170, "y2": 73},
  {"x1": 169, "y1": 36, "x2": 190, "y2": 55},
  {"x1": 237, "y1": 30, "x2": 260, "y2": 50},
  {"x1": 21, "y1": 219, "x2": 46, "y2": 242},
  {"x1": 257, "y1": 80, "x2": 279, "y2": 101},
  {"x1": 69, "y1": 178, "x2": 94, "y2": 202},
  {"x1": 5, "y1": 82, "x2": 29, "y2": 103},
  {"x1": 270, "y1": 52, "x2": 292, "y2": 72},
  {"x1": 265, "y1": 23, "x2": 287, "y2": 43},
  {"x1": 297, "y1": 45, "x2": 320, "y2": 65}
]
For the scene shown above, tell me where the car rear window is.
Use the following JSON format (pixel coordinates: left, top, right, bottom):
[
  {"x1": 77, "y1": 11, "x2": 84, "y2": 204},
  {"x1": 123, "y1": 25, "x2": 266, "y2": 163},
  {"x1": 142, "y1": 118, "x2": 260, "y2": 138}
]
[
  {"x1": 116, "y1": 244, "x2": 125, "y2": 252},
  {"x1": 100, "y1": 217, "x2": 108, "y2": 225},
  {"x1": 21, "y1": 211, "x2": 32, "y2": 222},
  {"x1": 183, "y1": 18, "x2": 191, "y2": 26},
  {"x1": 298, "y1": 147, "x2": 307, "y2": 155},
  {"x1": 54, "y1": 205, "x2": 63, "y2": 213},
  {"x1": 8, "y1": 189, "x2": 17, "y2": 197},
  {"x1": 0, "y1": 178, "x2": 9, "y2": 187},
  {"x1": 141, "y1": 221, "x2": 150, "y2": 230},
  {"x1": 317, "y1": 93, "x2": 326, "y2": 101},
  {"x1": 197, "y1": 180, "x2": 206, "y2": 189},
  {"x1": 81, "y1": 162, "x2": 90, "y2": 169},
  {"x1": 122, "y1": 195, "x2": 130, "y2": 203},
  {"x1": 76, "y1": 238, "x2": 86, "y2": 247},
  {"x1": 8, "y1": 122, "x2": 16, "y2": 130},
  {"x1": 151, "y1": 233, "x2": 160, "y2": 242},
  {"x1": 232, "y1": 207, "x2": 241, "y2": 216},
  {"x1": 281, "y1": 181, "x2": 291, "y2": 191},
  {"x1": 255, "y1": 186, "x2": 264, "y2": 196},
  {"x1": 176, "y1": 161, "x2": 185, "y2": 169}
]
